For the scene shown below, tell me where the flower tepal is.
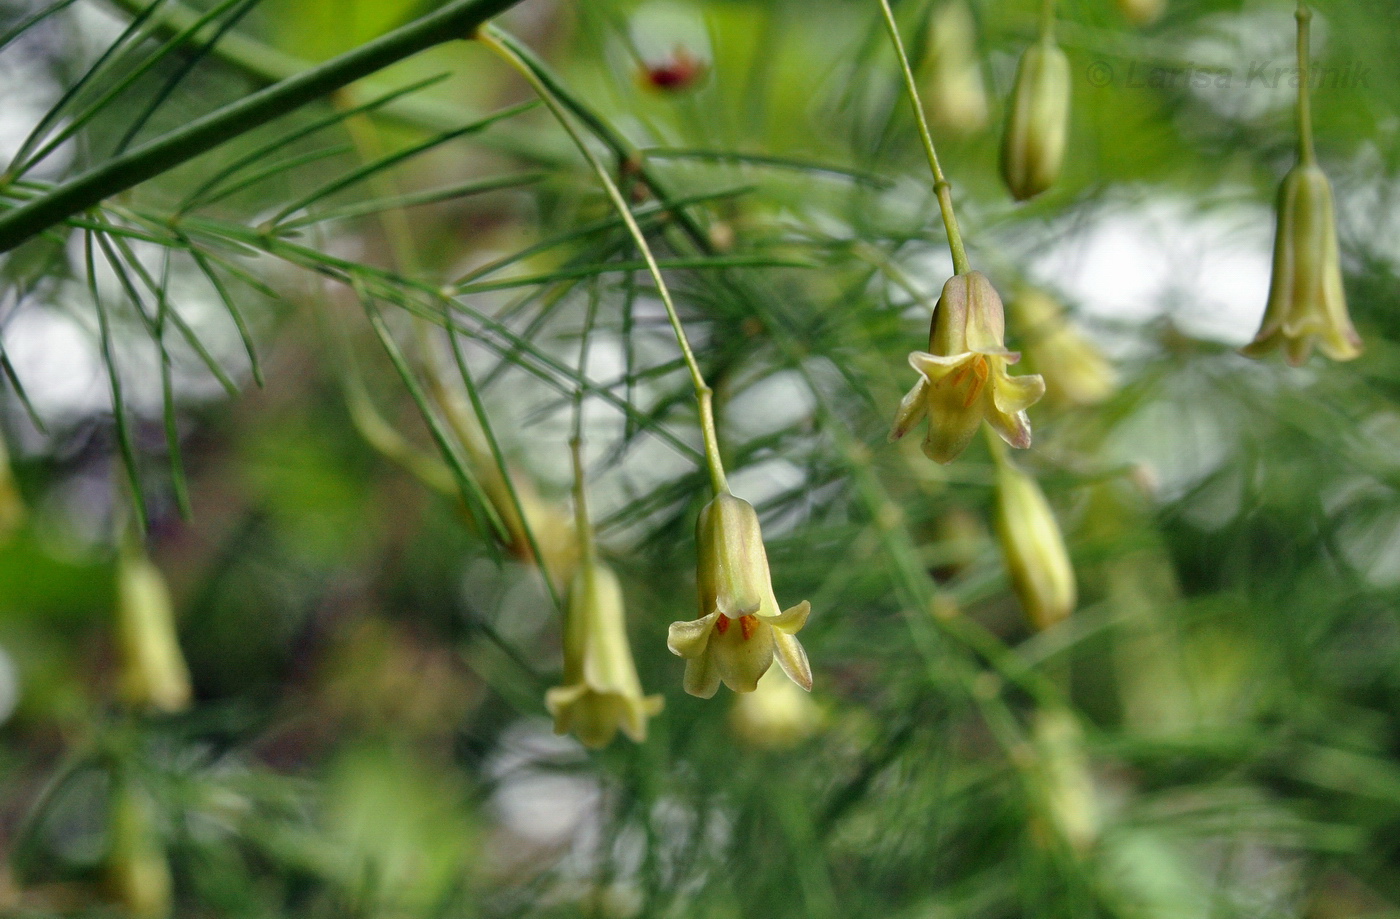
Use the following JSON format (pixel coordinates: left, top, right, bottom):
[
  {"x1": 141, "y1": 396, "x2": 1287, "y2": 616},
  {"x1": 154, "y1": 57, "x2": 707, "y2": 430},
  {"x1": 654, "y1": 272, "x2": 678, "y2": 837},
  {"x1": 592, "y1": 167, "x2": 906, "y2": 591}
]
[
  {"x1": 1242, "y1": 163, "x2": 1361, "y2": 366},
  {"x1": 890, "y1": 271, "x2": 1046, "y2": 464},
  {"x1": 546, "y1": 561, "x2": 663, "y2": 749},
  {"x1": 667, "y1": 493, "x2": 812, "y2": 698}
]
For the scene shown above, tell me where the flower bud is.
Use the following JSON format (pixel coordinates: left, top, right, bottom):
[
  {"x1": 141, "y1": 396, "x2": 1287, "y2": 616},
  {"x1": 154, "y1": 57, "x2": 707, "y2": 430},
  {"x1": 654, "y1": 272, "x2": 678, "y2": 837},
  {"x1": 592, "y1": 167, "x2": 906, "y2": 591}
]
[
  {"x1": 116, "y1": 550, "x2": 192, "y2": 713},
  {"x1": 1010, "y1": 288, "x2": 1117, "y2": 407},
  {"x1": 993, "y1": 458, "x2": 1075, "y2": 630},
  {"x1": 1000, "y1": 39, "x2": 1071, "y2": 201},
  {"x1": 920, "y1": 1, "x2": 989, "y2": 135},
  {"x1": 1031, "y1": 707, "x2": 1099, "y2": 855},
  {"x1": 668, "y1": 493, "x2": 812, "y2": 697},
  {"x1": 105, "y1": 783, "x2": 172, "y2": 919},
  {"x1": 1242, "y1": 163, "x2": 1361, "y2": 366},
  {"x1": 889, "y1": 272, "x2": 1046, "y2": 464},
  {"x1": 546, "y1": 562, "x2": 663, "y2": 749},
  {"x1": 1116, "y1": 0, "x2": 1165, "y2": 26},
  {"x1": 729, "y1": 665, "x2": 822, "y2": 750}
]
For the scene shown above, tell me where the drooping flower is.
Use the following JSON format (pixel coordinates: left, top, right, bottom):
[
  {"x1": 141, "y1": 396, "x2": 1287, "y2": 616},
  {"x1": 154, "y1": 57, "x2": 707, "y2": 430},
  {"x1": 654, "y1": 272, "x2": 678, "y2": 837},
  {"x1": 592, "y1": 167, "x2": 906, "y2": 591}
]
[
  {"x1": 546, "y1": 561, "x2": 663, "y2": 748},
  {"x1": 116, "y1": 549, "x2": 192, "y2": 713},
  {"x1": 1241, "y1": 163, "x2": 1362, "y2": 365},
  {"x1": 890, "y1": 271, "x2": 1046, "y2": 465},
  {"x1": 993, "y1": 456, "x2": 1076, "y2": 631},
  {"x1": 667, "y1": 493, "x2": 812, "y2": 698},
  {"x1": 1000, "y1": 38, "x2": 1071, "y2": 201},
  {"x1": 1010, "y1": 288, "x2": 1117, "y2": 407}
]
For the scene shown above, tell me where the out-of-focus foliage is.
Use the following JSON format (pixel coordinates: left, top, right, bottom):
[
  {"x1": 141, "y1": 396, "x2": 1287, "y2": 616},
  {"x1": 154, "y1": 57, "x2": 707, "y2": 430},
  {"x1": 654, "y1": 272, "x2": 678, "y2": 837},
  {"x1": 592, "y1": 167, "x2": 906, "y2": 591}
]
[{"x1": 1, "y1": 0, "x2": 1400, "y2": 917}]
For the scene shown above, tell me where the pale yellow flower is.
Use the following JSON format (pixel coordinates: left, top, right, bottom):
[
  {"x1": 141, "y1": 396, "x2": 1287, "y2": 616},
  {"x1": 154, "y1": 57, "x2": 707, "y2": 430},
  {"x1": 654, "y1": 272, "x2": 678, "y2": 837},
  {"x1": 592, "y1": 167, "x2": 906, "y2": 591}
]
[
  {"x1": 546, "y1": 561, "x2": 662, "y2": 748},
  {"x1": 890, "y1": 272, "x2": 1046, "y2": 465},
  {"x1": 1242, "y1": 163, "x2": 1361, "y2": 365},
  {"x1": 116, "y1": 550, "x2": 191, "y2": 713},
  {"x1": 667, "y1": 493, "x2": 812, "y2": 698}
]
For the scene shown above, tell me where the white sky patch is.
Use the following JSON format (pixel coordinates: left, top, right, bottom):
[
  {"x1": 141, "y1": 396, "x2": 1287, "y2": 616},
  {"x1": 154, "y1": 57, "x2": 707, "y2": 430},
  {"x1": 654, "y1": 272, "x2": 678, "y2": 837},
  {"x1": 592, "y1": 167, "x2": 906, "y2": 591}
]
[{"x1": 1023, "y1": 195, "x2": 1272, "y2": 347}]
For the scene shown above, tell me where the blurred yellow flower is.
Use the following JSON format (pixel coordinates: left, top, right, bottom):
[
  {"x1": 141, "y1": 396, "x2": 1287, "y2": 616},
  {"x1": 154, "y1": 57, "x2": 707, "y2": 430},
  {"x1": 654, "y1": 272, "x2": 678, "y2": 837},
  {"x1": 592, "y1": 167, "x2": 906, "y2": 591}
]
[{"x1": 546, "y1": 561, "x2": 662, "y2": 748}]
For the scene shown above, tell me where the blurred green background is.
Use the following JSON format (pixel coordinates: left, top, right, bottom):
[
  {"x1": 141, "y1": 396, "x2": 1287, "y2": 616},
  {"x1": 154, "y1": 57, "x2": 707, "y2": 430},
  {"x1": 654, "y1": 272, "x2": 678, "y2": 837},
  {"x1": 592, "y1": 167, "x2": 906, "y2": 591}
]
[{"x1": 2, "y1": 0, "x2": 1400, "y2": 916}]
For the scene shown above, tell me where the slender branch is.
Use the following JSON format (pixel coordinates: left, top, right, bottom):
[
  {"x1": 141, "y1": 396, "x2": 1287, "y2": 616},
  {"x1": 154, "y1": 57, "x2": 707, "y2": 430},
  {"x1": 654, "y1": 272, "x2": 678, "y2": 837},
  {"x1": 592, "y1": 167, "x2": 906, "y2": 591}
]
[
  {"x1": 1295, "y1": 2, "x2": 1316, "y2": 165},
  {"x1": 0, "y1": 0, "x2": 524, "y2": 253},
  {"x1": 1040, "y1": 0, "x2": 1058, "y2": 42},
  {"x1": 875, "y1": 0, "x2": 970, "y2": 275},
  {"x1": 479, "y1": 25, "x2": 731, "y2": 496}
]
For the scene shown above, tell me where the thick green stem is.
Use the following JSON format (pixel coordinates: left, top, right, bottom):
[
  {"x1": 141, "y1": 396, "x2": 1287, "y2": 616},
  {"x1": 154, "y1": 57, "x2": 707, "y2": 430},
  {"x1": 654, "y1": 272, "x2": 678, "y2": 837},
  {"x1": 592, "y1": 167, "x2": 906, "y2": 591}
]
[
  {"x1": 480, "y1": 25, "x2": 730, "y2": 497},
  {"x1": 1295, "y1": 2, "x2": 1316, "y2": 165},
  {"x1": 0, "y1": 0, "x2": 522, "y2": 253},
  {"x1": 875, "y1": 0, "x2": 970, "y2": 276}
]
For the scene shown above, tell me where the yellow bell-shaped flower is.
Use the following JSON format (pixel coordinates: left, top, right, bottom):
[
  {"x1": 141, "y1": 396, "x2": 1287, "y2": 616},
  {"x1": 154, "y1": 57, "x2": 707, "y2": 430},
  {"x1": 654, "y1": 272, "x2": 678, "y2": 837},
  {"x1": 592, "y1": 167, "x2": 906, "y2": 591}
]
[
  {"x1": 890, "y1": 272, "x2": 1046, "y2": 464},
  {"x1": 546, "y1": 561, "x2": 663, "y2": 748},
  {"x1": 1242, "y1": 163, "x2": 1361, "y2": 365},
  {"x1": 667, "y1": 493, "x2": 812, "y2": 698}
]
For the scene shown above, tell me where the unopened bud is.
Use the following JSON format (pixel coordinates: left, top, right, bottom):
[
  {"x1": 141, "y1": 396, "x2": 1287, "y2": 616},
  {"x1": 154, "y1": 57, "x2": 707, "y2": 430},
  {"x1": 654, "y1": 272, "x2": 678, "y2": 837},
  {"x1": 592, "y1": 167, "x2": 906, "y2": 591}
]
[
  {"x1": 993, "y1": 459, "x2": 1076, "y2": 630},
  {"x1": 1031, "y1": 707, "x2": 1099, "y2": 854},
  {"x1": 1242, "y1": 163, "x2": 1361, "y2": 365},
  {"x1": 116, "y1": 550, "x2": 191, "y2": 713},
  {"x1": 1010, "y1": 288, "x2": 1117, "y2": 407},
  {"x1": 546, "y1": 562, "x2": 663, "y2": 748},
  {"x1": 1000, "y1": 39, "x2": 1071, "y2": 201},
  {"x1": 105, "y1": 783, "x2": 172, "y2": 919},
  {"x1": 920, "y1": 1, "x2": 989, "y2": 135}
]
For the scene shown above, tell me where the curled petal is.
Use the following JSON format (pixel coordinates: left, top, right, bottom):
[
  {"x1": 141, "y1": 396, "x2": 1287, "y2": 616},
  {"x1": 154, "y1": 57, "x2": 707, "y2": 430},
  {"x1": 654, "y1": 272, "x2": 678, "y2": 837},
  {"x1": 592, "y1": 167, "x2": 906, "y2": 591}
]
[
  {"x1": 667, "y1": 612, "x2": 718, "y2": 659},
  {"x1": 992, "y1": 368, "x2": 1045, "y2": 416},
  {"x1": 909, "y1": 349, "x2": 976, "y2": 381},
  {"x1": 987, "y1": 405, "x2": 1034, "y2": 450},
  {"x1": 772, "y1": 629, "x2": 813, "y2": 691},
  {"x1": 889, "y1": 377, "x2": 929, "y2": 442},
  {"x1": 684, "y1": 653, "x2": 721, "y2": 699},
  {"x1": 768, "y1": 600, "x2": 810, "y2": 634}
]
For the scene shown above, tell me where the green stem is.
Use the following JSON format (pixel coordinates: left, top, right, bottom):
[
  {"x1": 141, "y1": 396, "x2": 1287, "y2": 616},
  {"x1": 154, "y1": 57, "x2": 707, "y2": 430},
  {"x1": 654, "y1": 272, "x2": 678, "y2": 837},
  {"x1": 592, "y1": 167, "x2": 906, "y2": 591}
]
[
  {"x1": 875, "y1": 0, "x2": 970, "y2": 275},
  {"x1": 1295, "y1": 2, "x2": 1316, "y2": 165},
  {"x1": 1040, "y1": 0, "x2": 1057, "y2": 42},
  {"x1": 0, "y1": 0, "x2": 524, "y2": 253},
  {"x1": 479, "y1": 25, "x2": 730, "y2": 497}
]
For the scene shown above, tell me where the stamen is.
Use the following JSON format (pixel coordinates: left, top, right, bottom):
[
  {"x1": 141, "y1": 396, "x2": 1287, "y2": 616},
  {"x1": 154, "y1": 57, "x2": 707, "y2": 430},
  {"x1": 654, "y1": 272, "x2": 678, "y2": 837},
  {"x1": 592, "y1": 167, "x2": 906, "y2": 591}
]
[
  {"x1": 963, "y1": 357, "x2": 989, "y2": 408},
  {"x1": 740, "y1": 615, "x2": 759, "y2": 640},
  {"x1": 715, "y1": 615, "x2": 730, "y2": 635}
]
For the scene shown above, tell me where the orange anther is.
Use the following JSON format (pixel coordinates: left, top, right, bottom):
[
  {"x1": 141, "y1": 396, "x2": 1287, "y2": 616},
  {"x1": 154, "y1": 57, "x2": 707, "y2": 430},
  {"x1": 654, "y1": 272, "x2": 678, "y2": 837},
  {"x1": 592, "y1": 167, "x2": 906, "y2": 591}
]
[
  {"x1": 963, "y1": 357, "x2": 989, "y2": 408},
  {"x1": 715, "y1": 615, "x2": 730, "y2": 635},
  {"x1": 740, "y1": 615, "x2": 759, "y2": 640}
]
